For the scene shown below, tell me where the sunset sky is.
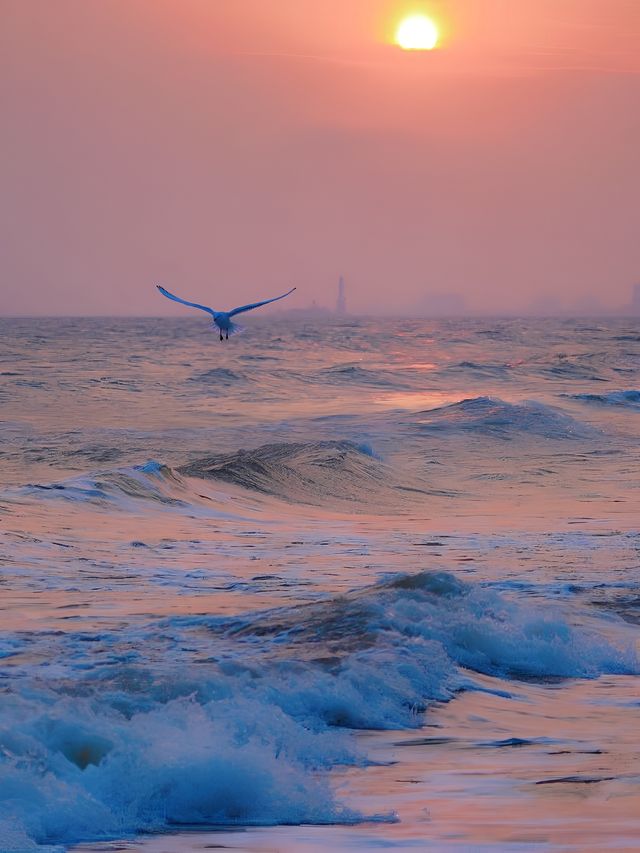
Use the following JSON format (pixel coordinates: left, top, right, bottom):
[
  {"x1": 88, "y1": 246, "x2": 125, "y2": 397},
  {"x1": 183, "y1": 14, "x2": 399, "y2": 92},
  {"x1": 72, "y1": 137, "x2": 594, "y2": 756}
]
[{"x1": 2, "y1": 0, "x2": 639, "y2": 315}]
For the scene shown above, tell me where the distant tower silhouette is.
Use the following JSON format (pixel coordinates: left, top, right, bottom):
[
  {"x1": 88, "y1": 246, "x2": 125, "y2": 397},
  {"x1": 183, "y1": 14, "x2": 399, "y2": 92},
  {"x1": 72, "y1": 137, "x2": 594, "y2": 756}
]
[
  {"x1": 336, "y1": 275, "x2": 347, "y2": 315},
  {"x1": 632, "y1": 283, "x2": 640, "y2": 313}
]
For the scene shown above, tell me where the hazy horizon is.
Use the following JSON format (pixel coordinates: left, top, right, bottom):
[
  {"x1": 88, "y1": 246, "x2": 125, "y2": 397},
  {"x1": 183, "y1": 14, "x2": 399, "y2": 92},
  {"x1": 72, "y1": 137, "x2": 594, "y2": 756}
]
[
  {"x1": 2, "y1": 1, "x2": 639, "y2": 317},
  {"x1": 1, "y1": 305, "x2": 638, "y2": 319}
]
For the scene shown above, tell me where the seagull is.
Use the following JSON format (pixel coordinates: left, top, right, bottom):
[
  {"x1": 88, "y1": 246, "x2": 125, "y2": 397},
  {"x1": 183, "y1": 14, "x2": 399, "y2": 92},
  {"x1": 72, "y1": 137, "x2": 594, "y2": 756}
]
[{"x1": 156, "y1": 285, "x2": 296, "y2": 340}]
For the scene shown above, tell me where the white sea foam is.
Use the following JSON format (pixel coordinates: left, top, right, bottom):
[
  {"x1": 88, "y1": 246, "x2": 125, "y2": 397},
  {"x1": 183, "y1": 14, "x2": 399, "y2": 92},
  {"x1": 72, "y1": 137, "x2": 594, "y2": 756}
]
[{"x1": 1, "y1": 572, "x2": 637, "y2": 849}]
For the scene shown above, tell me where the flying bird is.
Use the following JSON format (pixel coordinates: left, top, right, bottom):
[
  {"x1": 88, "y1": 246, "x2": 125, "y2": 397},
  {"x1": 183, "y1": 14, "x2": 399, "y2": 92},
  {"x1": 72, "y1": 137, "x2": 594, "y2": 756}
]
[{"x1": 156, "y1": 285, "x2": 296, "y2": 340}]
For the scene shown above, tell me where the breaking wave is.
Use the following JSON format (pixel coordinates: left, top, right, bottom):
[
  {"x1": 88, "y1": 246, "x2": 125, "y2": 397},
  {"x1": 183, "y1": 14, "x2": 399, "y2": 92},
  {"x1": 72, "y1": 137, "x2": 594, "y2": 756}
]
[
  {"x1": 410, "y1": 396, "x2": 594, "y2": 440},
  {"x1": 179, "y1": 440, "x2": 427, "y2": 509},
  {"x1": 19, "y1": 461, "x2": 189, "y2": 508},
  {"x1": 12, "y1": 442, "x2": 432, "y2": 515},
  {"x1": 11, "y1": 441, "x2": 435, "y2": 515},
  {"x1": 1, "y1": 571, "x2": 636, "y2": 850}
]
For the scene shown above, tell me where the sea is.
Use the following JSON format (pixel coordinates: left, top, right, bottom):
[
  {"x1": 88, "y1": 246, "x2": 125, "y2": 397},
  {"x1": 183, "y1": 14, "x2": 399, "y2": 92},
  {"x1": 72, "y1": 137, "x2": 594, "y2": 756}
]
[{"x1": 1, "y1": 314, "x2": 639, "y2": 852}]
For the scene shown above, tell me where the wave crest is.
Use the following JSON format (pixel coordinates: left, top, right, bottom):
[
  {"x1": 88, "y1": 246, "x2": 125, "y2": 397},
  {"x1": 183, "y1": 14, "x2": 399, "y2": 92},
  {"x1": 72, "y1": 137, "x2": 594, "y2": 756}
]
[
  {"x1": 21, "y1": 461, "x2": 187, "y2": 507},
  {"x1": 412, "y1": 396, "x2": 594, "y2": 440},
  {"x1": 568, "y1": 390, "x2": 640, "y2": 409},
  {"x1": 179, "y1": 440, "x2": 421, "y2": 509},
  {"x1": 1, "y1": 571, "x2": 636, "y2": 849}
]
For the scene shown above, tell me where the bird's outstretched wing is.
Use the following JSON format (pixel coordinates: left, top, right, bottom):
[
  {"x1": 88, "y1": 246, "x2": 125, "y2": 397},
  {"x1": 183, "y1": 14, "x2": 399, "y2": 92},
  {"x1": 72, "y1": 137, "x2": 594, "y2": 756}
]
[
  {"x1": 156, "y1": 285, "x2": 216, "y2": 316},
  {"x1": 228, "y1": 287, "x2": 296, "y2": 317}
]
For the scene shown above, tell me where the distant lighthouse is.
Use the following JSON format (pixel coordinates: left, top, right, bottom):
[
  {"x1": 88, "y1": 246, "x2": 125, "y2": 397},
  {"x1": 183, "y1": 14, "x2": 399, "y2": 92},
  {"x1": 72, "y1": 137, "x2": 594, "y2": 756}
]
[{"x1": 336, "y1": 275, "x2": 347, "y2": 315}]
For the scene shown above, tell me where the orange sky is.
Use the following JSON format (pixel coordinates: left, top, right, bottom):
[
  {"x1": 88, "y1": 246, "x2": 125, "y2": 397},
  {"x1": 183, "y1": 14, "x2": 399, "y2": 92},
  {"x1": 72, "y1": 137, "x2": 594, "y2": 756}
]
[{"x1": 1, "y1": 1, "x2": 639, "y2": 315}]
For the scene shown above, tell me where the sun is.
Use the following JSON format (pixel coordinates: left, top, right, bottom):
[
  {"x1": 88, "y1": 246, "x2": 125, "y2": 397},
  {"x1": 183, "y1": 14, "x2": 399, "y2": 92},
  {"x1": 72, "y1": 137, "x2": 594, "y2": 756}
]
[{"x1": 395, "y1": 14, "x2": 439, "y2": 51}]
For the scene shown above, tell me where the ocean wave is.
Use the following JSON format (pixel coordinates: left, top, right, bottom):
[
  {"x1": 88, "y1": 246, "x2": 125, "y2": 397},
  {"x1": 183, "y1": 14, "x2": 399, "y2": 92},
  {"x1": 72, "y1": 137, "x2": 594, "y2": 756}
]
[
  {"x1": 12, "y1": 443, "x2": 428, "y2": 514},
  {"x1": 536, "y1": 354, "x2": 608, "y2": 382},
  {"x1": 410, "y1": 396, "x2": 594, "y2": 440},
  {"x1": 1, "y1": 571, "x2": 636, "y2": 850},
  {"x1": 19, "y1": 461, "x2": 189, "y2": 508},
  {"x1": 179, "y1": 440, "x2": 425, "y2": 509},
  {"x1": 218, "y1": 569, "x2": 636, "y2": 684},
  {"x1": 316, "y1": 364, "x2": 411, "y2": 389},
  {"x1": 567, "y1": 390, "x2": 640, "y2": 409},
  {"x1": 443, "y1": 361, "x2": 511, "y2": 379},
  {"x1": 189, "y1": 367, "x2": 248, "y2": 385}
]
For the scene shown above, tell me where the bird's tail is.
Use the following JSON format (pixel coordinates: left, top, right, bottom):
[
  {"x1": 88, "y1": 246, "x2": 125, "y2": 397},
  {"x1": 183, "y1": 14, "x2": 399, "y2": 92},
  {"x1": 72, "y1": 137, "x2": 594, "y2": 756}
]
[{"x1": 226, "y1": 321, "x2": 244, "y2": 337}]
